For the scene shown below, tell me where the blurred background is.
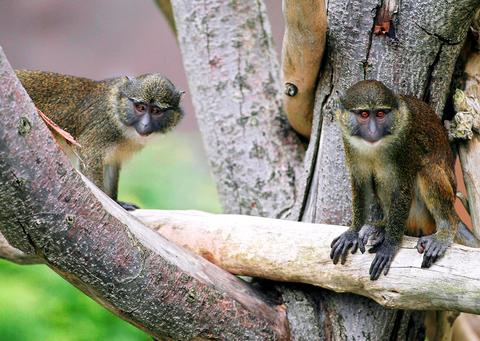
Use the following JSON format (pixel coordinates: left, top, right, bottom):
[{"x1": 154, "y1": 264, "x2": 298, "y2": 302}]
[{"x1": 0, "y1": 1, "x2": 284, "y2": 340}]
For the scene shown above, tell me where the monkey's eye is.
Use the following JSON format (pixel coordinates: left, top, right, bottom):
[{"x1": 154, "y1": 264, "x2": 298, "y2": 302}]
[
  {"x1": 360, "y1": 111, "x2": 369, "y2": 118},
  {"x1": 377, "y1": 111, "x2": 385, "y2": 117},
  {"x1": 135, "y1": 104, "x2": 146, "y2": 112},
  {"x1": 151, "y1": 107, "x2": 161, "y2": 115}
]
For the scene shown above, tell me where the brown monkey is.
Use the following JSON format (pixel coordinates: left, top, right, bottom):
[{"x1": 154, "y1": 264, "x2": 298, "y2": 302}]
[
  {"x1": 16, "y1": 70, "x2": 185, "y2": 210},
  {"x1": 330, "y1": 80, "x2": 480, "y2": 280}
]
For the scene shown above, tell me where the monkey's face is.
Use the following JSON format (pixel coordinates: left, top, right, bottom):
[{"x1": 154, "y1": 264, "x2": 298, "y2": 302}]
[
  {"x1": 337, "y1": 80, "x2": 397, "y2": 145},
  {"x1": 348, "y1": 109, "x2": 394, "y2": 143},
  {"x1": 119, "y1": 73, "x2": 185, "y2": 137}
]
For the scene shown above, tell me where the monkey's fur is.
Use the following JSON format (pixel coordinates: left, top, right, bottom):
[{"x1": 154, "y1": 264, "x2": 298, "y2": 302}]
[
  {"x1": 331, "y1": 80, "x2": 480, "y2": 280},
  {"x1": 16, "y1": 70, "x2": 184, "y2": 210}
]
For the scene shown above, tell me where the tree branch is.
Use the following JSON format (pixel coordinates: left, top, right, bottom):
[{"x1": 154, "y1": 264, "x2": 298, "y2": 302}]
[
  {"x1": 0, "y1": 46, "x2": 289, "y2": 341},
  {"x1": 152, "y1": 0, "x2": 177, "y2": 37},
  {"x1": 282, "y1": 0, "x2": 327, "y2": 137},
  {"x1": 4, "y1": 204, "x2": 480, "y2": 314},
  {"x1": 0, "y1": 231, "x2": 42, "y2": 265},
  {"x1": 131, "y1": 209, "x2": 480, "y2": 314}
]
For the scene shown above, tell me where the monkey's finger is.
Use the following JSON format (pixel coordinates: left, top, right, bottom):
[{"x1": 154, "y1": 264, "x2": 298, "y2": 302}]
[
  {"x1": 425, "y1": 241, "x2": 444, "y2": 259},
  {"x1": 416, "y1": 244, "x2": 425, "y2": 254},
  {"x1": 358, "y1": 233, "x2": 368, "y2": 253},
  {"x1": 369, "y1": 255, "x2": 386, "y2": 280},
  {"x1": 118, "y1": 201, "x2": 140, "y2": 211},
  {"x1": 330, "y1": 239, "x2": 341, "y2": 260},
  {"x1": 372, "y1": 233, "x2": 385, "y2": 246},
  {"x1": 330, "y1": 236, "x2": 340, "y2": 249},
  {"x1": 416, "y1": 238, "x2": 427, "y2": 254},
  {"x1": 330, "y1": 243, "x2": 343, "y2": 264},
  {"x1": 421, "y1": 255, "x2": 436, "y2": 268},
  {"x1": 330, "y1": 248, "x2": 338, "y2": 263},
  {"x1": 340, "y1": 242, "x2": 352, "y2": 264},
  {"x1": 369, "y1": 259, "x2": 383, "y2": 281},
  {"x1": 383, "y1": 260, "x2": 392, "y2": 276},
  {"x1": 351, "y1": 240, "x2": 359, "y2": 254},
  {"x1": 424, "y1": 242, "x2": 436, "y2": 258}
]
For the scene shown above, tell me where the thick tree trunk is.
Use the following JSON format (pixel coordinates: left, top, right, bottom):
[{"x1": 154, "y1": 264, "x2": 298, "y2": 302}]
[
  {"x1": 171, "y1": 0, "x2": 306, "y2": 220},
  {"x1": 172, "y1": 0, "x2": 480, "y2": 340},
  {"x1": 290, "y1": 1, "x2": 480, "y2": 340}
]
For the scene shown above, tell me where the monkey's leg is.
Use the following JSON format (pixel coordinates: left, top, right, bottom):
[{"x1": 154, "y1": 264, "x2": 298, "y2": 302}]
[
  {"x1": 358, "y1": 221, "x2": 387, "y2": 248},
  {"x1": 79, "y1": 153, "x2": 138, "y2": 211},
  {"x1": 416, "y1": 166, "x2": 457, "y2": 268},
  {"x1": 454, "y1": 221, "x2": 480, "y2": 247}
]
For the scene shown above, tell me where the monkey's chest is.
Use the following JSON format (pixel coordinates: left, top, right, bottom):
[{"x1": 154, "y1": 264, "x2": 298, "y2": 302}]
[{"x1": 369, "y1": 163, "x2": 398, "y2": 203}]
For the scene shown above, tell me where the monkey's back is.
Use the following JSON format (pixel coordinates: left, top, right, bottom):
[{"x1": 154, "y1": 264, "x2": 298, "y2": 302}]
[
  {"x1": 15, "y1": 70, "x2": 121, "y2": 138},
  {"x1": 397, "y1": 95, "x2": 457, "y2": 236},
  {"x1": 398, "y1": 95, "x2": 455, "y2": 171}
]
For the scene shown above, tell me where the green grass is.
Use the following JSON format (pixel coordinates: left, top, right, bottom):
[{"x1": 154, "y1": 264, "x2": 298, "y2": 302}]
[{"x1": 0, "y1": 132, "x2": 221, "y2": 340}]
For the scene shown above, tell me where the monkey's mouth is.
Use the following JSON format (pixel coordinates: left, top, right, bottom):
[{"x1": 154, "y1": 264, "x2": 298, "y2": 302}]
[
  {"x1": 137, "y1": 132, "x2": 152, "y2": 137},
  {"x1": 363, "y1": 139, "x2": 382, "y2": 146}
]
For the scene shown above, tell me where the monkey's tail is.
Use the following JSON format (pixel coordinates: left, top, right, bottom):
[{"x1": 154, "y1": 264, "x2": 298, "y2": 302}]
[{"x1": 454, "y1": 221, "x2": 480, "y2": 248}]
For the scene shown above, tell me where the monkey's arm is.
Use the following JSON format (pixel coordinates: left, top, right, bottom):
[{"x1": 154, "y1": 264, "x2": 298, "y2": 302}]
[
  {"x1": 104, "y1": 163, "x2": 139, "y2": 211},
  {"x1": 368, "y1": 187, "x2": 411, "y2": 280},
  {"x1": 330, "y1": 172, "x2": 370, "y2": 264}
]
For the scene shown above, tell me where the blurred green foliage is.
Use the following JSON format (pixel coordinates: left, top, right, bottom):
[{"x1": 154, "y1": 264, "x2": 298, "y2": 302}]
[{"x1": 0, "y1": 132, "x2": 222, "y2": 340}]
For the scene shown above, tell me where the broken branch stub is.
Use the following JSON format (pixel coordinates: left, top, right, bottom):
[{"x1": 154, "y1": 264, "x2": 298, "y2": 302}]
[{"x1": 281, "y1": 0, "x2": 327, "y2": 138}]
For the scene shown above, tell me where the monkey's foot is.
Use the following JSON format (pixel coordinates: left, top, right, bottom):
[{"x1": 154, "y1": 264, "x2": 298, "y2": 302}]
[
  {"x1": 330, "y1": 230, "x2": 360, "y2": 265},
  {"x1": 117, "y1": 201, "x2": 140, "y2": 211},
  {"x1": 368, "y1": 240, "x2": 398, "y2": 280},
  {"x1": 358, "y1": 224, "x2": 385, "y2": 253},
  {"x1": 416, "y1": 235, "x2": 450, "y2": 268}
]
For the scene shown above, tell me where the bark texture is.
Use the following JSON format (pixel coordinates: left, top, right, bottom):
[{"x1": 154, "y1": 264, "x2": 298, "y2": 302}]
[
  {"x1": 0, "y1": 47, "x2": 289, "y2": 341},
  {"x1": 171, "y1": 0, "x2": 306, "y2": 220}
]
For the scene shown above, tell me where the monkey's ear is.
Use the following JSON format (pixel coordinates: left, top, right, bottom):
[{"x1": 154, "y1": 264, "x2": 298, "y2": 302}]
[
  {"x1": 178, "y1": 90, "x2": 186, "y2": 101},
  {"x1": 336, "y1": 89, "x2": 346, "y2": 108},
  {"x1": 126, "y1": 76, "x2": 135, "y2": 81}
]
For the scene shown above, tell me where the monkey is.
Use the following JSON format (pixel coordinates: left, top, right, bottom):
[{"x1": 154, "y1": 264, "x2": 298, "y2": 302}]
[
  {"x1": 330, "y1": 79, "x2": 480, "y2": 280},
  {"x1": 15, "y1": 70, "x2": 185, "y2": 211}
]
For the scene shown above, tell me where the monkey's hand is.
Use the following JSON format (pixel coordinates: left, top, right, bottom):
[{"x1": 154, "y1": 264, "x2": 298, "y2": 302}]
[
  {"x1": 368, "y1": 240, "x2": 398, "y2": 280},
  {"x1": 330, "y1": 230, "x2": 360, "y2": 265},
  {"x1": 358, "y1": 224, "x2": 386, "y2": 253},
  {"x1": 416, "y1": 235, "x2": 451, "y2": 269},
  {"x1": 117, "y1": 201, "x2": 140, "y2": 211}
]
